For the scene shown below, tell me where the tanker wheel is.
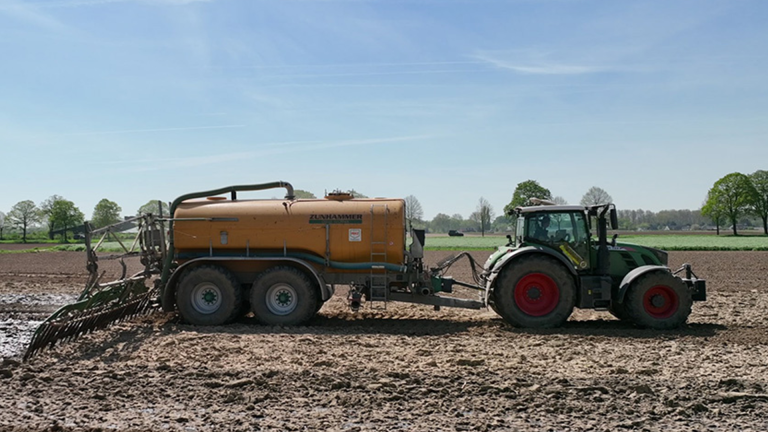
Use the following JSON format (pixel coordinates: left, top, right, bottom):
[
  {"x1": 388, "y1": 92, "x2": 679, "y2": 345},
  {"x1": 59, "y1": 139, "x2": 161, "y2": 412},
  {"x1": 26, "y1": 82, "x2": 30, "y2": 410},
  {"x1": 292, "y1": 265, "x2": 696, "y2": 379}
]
[
  {"x1": 251, "y1": 266, "x2": 319, "y2": 326},
  {"x1": 177, "y1": 265, "x2": 243, "y2": 326},
  {"x1": 625, "y1": 272, "x2": 692, "y2": 329},
  {"x1": 493, "y1": 255, "x2": 575, "y2": 328},
  {"x1": 314, "y1": 299, "x2": 325, "y2": 314}
]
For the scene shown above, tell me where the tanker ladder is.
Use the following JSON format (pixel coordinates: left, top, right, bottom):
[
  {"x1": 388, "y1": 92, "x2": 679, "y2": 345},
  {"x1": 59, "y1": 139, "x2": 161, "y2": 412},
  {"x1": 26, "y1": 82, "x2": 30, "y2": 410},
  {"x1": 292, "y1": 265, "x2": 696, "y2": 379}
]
[{"x1": 368, "y1": 203, "x2": 389, "y2": 308}]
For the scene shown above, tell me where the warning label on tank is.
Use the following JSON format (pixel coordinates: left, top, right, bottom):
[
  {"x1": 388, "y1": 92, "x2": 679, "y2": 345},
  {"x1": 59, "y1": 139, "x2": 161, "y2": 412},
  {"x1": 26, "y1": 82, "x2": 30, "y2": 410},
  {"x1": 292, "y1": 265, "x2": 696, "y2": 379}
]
[
  {"x1": 309, "y1": 214, "x2": 363, "y2": 224},
  {"x1": 349, "y1": 229, "x2": 362, "y2": 242}
]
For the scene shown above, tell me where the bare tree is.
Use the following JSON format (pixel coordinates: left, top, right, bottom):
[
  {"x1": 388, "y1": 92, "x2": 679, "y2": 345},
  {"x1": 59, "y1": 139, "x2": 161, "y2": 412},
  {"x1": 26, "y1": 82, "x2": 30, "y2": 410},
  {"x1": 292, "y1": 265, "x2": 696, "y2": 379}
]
[
  {"x1": 580, "y1": 187, "x2": 613, "y2": 206},
  {"x1": 404, "y1": 195, "x2": 424, "y2": 223},
  {"x1": 477, "y1": 197, "x2": 495, "y2": 237},
  {"x1": 552, "y1": 196, "x2": 568, "y2": 205}
]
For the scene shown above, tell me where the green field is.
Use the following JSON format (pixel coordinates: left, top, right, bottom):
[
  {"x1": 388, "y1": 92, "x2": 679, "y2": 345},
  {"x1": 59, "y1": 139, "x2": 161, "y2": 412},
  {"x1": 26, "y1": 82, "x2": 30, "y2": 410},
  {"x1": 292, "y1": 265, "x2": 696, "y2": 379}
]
[
  {"x1": 423, "y1": 234, "x2": 768, "y2": 251},
  {"x1": 3, "y1": 234, "x2": 767, "y2": 254}
]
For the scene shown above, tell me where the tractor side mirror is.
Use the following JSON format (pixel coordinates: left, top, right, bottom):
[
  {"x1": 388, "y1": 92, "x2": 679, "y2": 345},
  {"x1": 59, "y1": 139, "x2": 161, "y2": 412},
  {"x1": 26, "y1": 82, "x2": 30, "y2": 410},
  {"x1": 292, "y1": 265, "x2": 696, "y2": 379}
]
[{"x1": 610, "y1": 208, "x2": 618, "y2": 230}]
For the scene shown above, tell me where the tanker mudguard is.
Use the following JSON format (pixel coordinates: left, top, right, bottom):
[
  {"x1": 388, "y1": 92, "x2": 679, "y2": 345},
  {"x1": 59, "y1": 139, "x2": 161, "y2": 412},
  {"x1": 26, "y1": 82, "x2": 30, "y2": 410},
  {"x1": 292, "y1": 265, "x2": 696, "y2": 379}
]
[
  {"x1": 616, "y1": 265, "x2": 669, "y2": 303},
  {"x1": 486, "y1": 246, "x2": 578, "y2": 289},
  {"x1": 160, "y1": 256, "x2": 332, "y2": 311}
]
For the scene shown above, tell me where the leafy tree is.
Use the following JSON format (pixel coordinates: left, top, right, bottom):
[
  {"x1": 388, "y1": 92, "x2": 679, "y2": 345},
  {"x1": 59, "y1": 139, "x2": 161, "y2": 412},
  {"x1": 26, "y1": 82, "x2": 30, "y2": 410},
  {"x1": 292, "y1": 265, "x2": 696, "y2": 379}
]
[
  {"x1": 0, "y1": 211, "x2": 6, "y2": 240},
  {"x1": 476, "y1": 197, "x2": 494, "y2": 237},
  {"x1": 552, "y1": 196, "x2": 568, "y2": 205},
  {"x1": 348, "y1": 189, "x2": 368, "y2": 199},
  {"x1": 580, "y1": 186, "x2": 613, "y2": 206},
  {"x1": 709, "y1": 172, "x2": 755, "y2": 236},
  {"x1": 293, "y1": 189, "x2": 316, "y2": 199},
  {"x1": 750, "y1": 170, "x2": 768, "y2": 234},
  {"x1": 701, "y1": 188, "x2": 725, "y2": 235},
  {"x1": 404, "y1": 195, "x2": 424, "y2": 223},
  {"x1": 504, "y1": 180, "x2": 552, "y2": 216},
  {"x1": 8, "y1": 200, "x2": 41, "y2": 243},
  {"x1": 138, "y1": 200, "x2": 171, "y2": 216},
  {"x1": 430, "y1": 213, "x2": 451, "y2": 233},
  {"x1": 40, "y1": 195, "x2": 64, "y2": 240},
  {"x1": 450, "y1": 213, "x2": 464, "y2": 231},
  {"x1": 492, "y1": 215, "x2": 513, "y2": 232},
  {"x1": 50, "y1": 200, "x2": 84, "y2": 242},
  {"x1": 92, "y1": 199, "x2": 122, "y2": 229}
]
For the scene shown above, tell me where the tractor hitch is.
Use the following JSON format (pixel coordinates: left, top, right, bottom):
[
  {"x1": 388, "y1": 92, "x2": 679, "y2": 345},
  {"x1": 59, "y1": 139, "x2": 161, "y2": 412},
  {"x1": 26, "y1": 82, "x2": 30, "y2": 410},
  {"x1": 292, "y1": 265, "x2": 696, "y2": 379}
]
[{"x1": 675, "y1": 264, "x2": 707, "y2": 302}]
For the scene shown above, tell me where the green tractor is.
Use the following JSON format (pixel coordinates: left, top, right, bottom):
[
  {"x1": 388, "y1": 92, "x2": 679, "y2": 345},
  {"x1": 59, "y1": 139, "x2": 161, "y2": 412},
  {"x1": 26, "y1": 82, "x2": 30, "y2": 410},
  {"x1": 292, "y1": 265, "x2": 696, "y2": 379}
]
[{"x1": 484, "y1": 201, "x2": 706, "y2": 329}]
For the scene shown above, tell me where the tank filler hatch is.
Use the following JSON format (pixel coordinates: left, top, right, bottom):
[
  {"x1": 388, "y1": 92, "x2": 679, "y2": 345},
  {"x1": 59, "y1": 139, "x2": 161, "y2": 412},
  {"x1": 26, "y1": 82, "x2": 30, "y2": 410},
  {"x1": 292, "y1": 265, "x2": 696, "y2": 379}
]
[{"x1": 325, "y1": 191, "x2": 355, "y2": 201}]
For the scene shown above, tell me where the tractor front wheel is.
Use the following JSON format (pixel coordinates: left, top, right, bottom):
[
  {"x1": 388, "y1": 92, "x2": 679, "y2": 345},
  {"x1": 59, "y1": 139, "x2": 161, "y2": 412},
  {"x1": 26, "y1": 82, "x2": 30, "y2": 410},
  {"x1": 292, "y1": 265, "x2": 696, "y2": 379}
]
[
  {"x1": 609, "y1": 301, "x2": 629, "y2": 321},
  {"x1": 493, "y1": 255, "x2": 575, "y2": 328},
  {"x1": 177, "y1": 265, "x2": 243, "y2": 326},
  {"x1": 251, "y1": 266, "x2": 319, "y2": 326},
  {"x1": 625, "y1": 272, "x2": 692, "y2": 329}
]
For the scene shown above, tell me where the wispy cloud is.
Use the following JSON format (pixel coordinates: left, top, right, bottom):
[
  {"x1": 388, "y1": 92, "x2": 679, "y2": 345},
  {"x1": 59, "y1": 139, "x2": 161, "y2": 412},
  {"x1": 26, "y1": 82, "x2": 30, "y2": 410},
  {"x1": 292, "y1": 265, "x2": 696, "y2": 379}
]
[
  {"x1": 120, "y1": 134, "x2": 435, "y2": 172},
  {"x1": 35, "y1": 124, "x2": 245, "y2": 138},
  {"x1": 475, "y1": 52, "x2": 605, "y2": 75},
  {"x1": 0, "y1": 0, "x2": 70, "y2": 31},
  {"x1": 0, "y1": 0, "x2": 211, "y2": 31},
  {"x1": 0, "y1": 0, "x2": 212, "y2": 8}
]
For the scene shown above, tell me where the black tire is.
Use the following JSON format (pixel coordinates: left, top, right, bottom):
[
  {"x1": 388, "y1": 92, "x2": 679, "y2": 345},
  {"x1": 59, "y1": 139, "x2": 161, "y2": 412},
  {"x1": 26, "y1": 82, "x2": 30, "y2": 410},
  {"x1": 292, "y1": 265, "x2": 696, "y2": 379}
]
[
  {"x1": 493, "y1": 255, "x2": 576, "y2": 328},
  {"x1": 314, "y1": 299, "x2": 325, "y2": 314},
  {"x1": 488, "y1": 296, "x2": 500, "y2": 315},
  {"x1": 176, "y1": 265, "x2": 243, "y2": 326},
  {"x1": 609, "y1": 301, "x2": 629, "y2": 321},
  {"x1": 625, "y1": 271, "x2": 692, "y2": 329},
  {"x1": 250, "y1": 266, "x2": 319, "y2": 326}
]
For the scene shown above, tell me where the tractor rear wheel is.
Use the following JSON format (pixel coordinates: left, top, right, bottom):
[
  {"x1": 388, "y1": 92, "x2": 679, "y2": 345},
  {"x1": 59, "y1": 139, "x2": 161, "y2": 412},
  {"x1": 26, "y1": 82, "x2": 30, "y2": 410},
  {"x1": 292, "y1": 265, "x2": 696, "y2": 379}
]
[
  {"x1": 493, "y1": 255, "x2": 575, "y2": 328},
  {"x1": 251, "y1": 266, "x2": 319, "y2": 326},
  {"x1": 625, "y1": 272, "x2": 692, "y2": 329},
  {"x1": 177, "y1": 265, "x2": 243, "y2": 326}
]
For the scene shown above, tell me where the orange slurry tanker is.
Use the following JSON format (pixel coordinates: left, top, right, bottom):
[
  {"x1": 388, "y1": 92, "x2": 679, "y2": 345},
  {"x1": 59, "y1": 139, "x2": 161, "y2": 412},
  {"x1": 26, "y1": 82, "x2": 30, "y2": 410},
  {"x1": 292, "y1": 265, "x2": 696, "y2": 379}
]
[{"x1": 25, "y1": 181, "x2": 706, "y2": 359}]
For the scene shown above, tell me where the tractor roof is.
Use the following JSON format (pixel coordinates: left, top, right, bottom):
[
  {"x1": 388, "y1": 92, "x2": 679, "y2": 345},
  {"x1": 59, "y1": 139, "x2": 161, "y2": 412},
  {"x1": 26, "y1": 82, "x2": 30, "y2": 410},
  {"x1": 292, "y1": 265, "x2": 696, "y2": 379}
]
[{"x1": 516, "y1": 205, "x2": 587, "y2": 214}]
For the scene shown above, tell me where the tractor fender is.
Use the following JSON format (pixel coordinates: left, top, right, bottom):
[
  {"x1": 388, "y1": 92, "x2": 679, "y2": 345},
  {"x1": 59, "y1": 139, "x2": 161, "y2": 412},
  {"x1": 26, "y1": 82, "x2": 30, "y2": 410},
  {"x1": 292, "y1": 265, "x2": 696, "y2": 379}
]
[
  {"x1": 486, "y1": 246, "x2": 578, "y2": 292},
  {"x1": 616, "y1": 265, "x2": 670, "y2": 303},
  {"x1": 161, "y1": 256, "x2": 331, "y2": 312}
]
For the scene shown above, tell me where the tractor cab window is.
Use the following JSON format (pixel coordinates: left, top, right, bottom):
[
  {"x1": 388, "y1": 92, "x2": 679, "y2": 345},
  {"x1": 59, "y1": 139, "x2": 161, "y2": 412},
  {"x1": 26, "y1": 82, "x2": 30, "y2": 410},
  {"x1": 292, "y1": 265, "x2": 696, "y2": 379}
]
[
  {"x1": 515, "y1": 216, "x2": 525, "y2": 246},
  {"x1": 525, "y1": 212, "x2": 590, "y2": 269}
]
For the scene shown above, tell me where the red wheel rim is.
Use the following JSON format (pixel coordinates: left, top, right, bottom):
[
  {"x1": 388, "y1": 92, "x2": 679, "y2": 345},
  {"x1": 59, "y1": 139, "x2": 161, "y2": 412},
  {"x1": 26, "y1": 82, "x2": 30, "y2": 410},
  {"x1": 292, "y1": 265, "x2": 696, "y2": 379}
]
[
  {"x1": 643, "y1": 285, "x2": 679, "y2": 319},
  {"x1": 514, "y1": 273, "x2": 560, "y2": 316}
]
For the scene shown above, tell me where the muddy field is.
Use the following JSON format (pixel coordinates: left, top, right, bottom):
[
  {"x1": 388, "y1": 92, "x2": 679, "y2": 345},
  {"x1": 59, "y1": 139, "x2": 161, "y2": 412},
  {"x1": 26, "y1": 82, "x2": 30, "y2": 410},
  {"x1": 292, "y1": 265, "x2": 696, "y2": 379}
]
[{"x1": 1, "y1": 250, "x2": 767, "y2": 431}]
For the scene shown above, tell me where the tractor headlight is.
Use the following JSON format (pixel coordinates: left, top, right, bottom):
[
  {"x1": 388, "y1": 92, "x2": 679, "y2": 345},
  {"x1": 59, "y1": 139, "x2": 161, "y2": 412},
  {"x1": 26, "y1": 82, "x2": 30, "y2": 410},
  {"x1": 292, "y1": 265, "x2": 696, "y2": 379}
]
[{"x1": 646, "y1": 247, "x2": 668, "y2": 266}]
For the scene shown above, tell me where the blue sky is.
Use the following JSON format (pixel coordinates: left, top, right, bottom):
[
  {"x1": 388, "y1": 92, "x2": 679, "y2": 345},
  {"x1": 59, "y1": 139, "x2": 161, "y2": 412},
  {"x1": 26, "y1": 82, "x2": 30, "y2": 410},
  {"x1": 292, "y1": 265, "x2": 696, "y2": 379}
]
[{"x1": 1, "y1": 0, "x2": 767, "y2": 221}]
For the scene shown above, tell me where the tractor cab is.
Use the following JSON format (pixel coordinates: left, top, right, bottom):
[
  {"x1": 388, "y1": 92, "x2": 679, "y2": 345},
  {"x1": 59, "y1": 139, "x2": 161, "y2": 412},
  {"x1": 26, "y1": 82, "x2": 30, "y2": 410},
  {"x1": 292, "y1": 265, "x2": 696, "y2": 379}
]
[{"x1": 513, "y1": 205, "x2": 594, "y2": 271}]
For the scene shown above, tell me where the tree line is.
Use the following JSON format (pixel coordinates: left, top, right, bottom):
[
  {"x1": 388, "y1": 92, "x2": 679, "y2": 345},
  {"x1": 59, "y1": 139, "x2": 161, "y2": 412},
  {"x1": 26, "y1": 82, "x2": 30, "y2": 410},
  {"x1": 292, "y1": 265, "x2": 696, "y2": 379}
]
[
  {"x1": 3, "y1": 175, "x2": 766, "y2": 243},
  {"x1": 0, "y1": 197, "x2": 168, "y2": 243},
  {"x1": 701, "y1": 171, "x2": 768, "y2": 235}
]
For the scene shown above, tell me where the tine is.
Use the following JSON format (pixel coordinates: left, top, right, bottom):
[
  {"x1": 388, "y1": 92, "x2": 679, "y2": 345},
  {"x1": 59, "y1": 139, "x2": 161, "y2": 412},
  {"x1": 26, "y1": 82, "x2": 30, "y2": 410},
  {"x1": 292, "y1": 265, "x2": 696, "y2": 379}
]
[{"x1": 24, "y1": 290, "x2": 158, "y2": 361}]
